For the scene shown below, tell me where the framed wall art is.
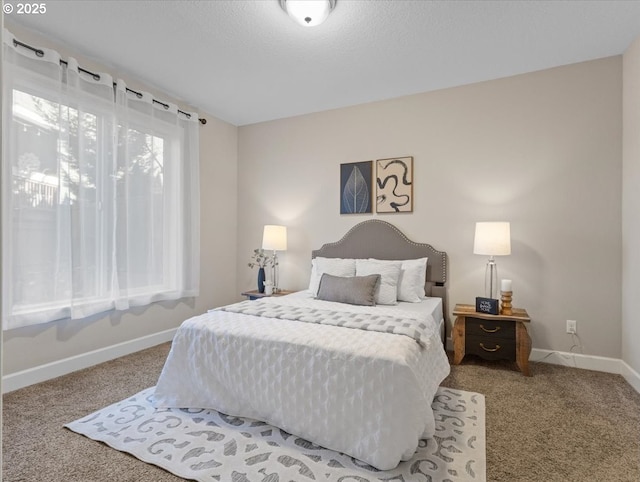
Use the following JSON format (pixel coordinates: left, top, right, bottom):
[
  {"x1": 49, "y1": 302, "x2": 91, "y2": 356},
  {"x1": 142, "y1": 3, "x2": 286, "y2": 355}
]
[
  {"x1": 340, "y1": 161, "x2": 373, "y2": 214},
  {"x1": 376, "y1": 156, "x2": 413, "y2": 213}
]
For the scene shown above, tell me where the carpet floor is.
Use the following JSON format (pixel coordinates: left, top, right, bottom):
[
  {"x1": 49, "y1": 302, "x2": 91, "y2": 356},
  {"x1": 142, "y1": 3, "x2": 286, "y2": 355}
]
[{"x1": 3, "y1": 343, "x2": 640, "y2": 482}]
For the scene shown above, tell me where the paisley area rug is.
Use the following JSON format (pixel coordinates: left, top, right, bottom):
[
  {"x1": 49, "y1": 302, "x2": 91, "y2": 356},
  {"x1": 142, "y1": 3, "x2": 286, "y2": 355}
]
[{"x1": 65, "y1": 387, "x2": 486, "y2": 482}]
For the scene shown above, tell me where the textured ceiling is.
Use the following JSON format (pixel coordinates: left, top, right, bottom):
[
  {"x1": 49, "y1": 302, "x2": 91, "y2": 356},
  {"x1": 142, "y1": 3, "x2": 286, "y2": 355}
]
[{"x1": 7, "y1": 0, "x2": 640, "y2": 126}]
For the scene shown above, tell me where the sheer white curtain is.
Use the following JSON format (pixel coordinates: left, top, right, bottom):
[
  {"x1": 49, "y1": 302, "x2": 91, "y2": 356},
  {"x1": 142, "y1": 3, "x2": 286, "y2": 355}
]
[
  {"x1": 113, "y1": 80, "x2": 200, "y2": 310},
  {"x1": 2, "y1": 30, "x2": 200, "y2": 330}
]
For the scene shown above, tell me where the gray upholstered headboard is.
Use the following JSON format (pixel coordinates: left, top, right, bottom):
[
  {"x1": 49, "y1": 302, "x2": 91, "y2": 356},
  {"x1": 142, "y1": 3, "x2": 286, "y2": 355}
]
[{"x1": 311, "y1": 220, "x2": 448, "y2": 318}]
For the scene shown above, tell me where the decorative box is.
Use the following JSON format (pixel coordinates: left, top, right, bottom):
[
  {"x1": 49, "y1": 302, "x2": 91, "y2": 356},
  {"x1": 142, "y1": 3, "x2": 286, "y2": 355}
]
[{"x1": 475, "y1": 297, "x2": 499, "y2": 315}]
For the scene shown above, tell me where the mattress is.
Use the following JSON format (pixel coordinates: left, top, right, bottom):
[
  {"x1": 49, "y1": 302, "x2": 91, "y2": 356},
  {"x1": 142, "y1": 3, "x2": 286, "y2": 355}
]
[{"x1": 153, "y1": 292, "x2": 450, "y2": 470}]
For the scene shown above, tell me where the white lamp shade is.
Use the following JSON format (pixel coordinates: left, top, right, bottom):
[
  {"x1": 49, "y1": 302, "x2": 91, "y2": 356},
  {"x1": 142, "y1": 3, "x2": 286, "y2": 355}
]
[
  {"x1": 473, "y1": 222, "x2": 511, "y2": 256},
  {"x1": 262, "y1": 225, "x2": 288, "y2": 251},
  {"x1": 284, "y1": 0, "x2": 332, "y2": 27}
]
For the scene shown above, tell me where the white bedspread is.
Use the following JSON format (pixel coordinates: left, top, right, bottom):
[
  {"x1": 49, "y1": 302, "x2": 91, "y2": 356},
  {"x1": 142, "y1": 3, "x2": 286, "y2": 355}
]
[{"x1": 153, "y1": 292, "x2": 450, "y2": 470}]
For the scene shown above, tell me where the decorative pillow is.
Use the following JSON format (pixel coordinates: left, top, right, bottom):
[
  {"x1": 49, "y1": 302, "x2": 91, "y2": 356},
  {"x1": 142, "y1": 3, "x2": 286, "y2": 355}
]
[
  {"x1": 366, "y1": 258, "x2": 428, "y2": 302},
  {"x1": 308, "y1": 257, "x2": 357, "y2": 295},
  {"x1": 355, "y1": 259, "x2": 402, "y2": 305},
  {"x1": 316, "y1": 273, "x2": 381, "y2": 306},
  {"x1": 400, "y1": 257, "x2": 428, "y2": 301}
]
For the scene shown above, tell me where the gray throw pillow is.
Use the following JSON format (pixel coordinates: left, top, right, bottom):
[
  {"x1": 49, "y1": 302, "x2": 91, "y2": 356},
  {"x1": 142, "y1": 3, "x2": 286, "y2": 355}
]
[{"x1": 316, "y1": 273, "x2": 381, "y2": 306}]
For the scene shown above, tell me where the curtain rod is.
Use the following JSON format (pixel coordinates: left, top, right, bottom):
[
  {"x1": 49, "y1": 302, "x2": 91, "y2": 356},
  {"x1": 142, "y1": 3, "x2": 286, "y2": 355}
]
[{"x1": 11, "y1": 38, "x2": 207, "y2": 125}]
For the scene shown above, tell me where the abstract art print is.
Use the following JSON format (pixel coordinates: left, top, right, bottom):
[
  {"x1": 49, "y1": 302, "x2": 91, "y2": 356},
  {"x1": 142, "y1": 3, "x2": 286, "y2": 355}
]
[
  {"x1": 376, "y1": 156, "x2": 413, "y2": 213},
  {"x1": 340, "y1": 161, "x2": 373, "y2": 214}
]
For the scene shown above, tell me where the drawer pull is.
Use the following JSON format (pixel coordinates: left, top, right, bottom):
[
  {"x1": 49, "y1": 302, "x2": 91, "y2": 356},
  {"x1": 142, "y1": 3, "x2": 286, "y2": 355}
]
[
  {"x1": 480, "y1": 343, "x2": 501, "y2": 352},
  {"x1": 480, "y1": 324, "x2": 500, "y2": 333}
]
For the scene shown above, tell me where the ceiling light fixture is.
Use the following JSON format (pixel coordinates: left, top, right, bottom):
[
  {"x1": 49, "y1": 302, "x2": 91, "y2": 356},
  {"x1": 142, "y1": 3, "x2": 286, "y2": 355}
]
[{"x1": 279, "y1": 0, "x2": 336, "y2": 27}]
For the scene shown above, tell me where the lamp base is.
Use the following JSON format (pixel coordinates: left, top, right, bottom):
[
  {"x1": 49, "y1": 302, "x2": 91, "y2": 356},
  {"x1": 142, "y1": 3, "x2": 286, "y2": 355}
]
[
  {"x1": 484, "y1": 257, "x2": 498, "y2": 300},
  {"x1": 271, "y1": 251, "x2": 279, "y2": 292}
]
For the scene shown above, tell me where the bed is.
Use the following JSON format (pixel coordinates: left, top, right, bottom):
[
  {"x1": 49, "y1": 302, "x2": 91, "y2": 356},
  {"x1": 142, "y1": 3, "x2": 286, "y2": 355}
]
[{"x1": 153, "y1": 220, "x2": 450, "y2": 470}]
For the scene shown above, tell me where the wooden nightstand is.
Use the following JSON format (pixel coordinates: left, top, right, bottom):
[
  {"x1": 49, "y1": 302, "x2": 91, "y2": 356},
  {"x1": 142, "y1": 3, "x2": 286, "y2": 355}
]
[
  {"x1": 452, "y1": 303, "x2": 532, "y2": 376},
  {"x1": 241, "y1": 289, "x2": 296, "y2": 300}
]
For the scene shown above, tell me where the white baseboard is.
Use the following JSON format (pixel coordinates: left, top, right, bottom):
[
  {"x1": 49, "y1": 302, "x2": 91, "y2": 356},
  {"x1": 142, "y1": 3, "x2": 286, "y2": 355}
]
[
  {"x1": 530, "y1": 348, "x2": 640, "y2": 393},
  {"x1": 529, "y1": 348, "x2": 622, "y2": 372},
  {"x1": 2, "y1": 328, "x2": 177, "y2": 393},
  {"x1": 620, "y1": 360, "x2": 640, "y2": 394},
  {"x1": 445, "y1": 339, "x2": 640, "y2": 394}
]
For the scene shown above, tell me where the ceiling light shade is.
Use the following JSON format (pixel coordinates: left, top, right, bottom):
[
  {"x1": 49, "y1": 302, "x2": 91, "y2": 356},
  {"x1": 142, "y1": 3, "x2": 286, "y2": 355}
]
[{"x1": 279, "y1": 0, "x2": 336, "y2": 27}]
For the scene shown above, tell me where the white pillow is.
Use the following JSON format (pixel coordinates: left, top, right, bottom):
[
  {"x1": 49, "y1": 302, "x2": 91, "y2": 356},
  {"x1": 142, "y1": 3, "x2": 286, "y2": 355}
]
[
  {"x1": 308, "y1": 257, "x2": 356, "y2": 295},
  {"x1": 355, "y1": 259, "x2": 402, "y2": 305},
  {"x1": 400, "y1": 257, "x2": 428, "y2": 301},
  {"x1": 367, "y1": 257, "x2": 428, "y2": 302}
]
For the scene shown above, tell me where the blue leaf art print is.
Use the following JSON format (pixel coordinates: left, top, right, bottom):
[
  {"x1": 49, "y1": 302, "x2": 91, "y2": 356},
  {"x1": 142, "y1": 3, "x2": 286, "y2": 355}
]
[{"x1": 340, "y1": 161, "x2": 373, "y2": 214}]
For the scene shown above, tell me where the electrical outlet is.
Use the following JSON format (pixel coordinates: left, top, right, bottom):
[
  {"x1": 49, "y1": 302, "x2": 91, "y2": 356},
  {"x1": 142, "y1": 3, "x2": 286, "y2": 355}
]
[{"x1": 566, "y1": 319, "x2": 577, "y2": 334}]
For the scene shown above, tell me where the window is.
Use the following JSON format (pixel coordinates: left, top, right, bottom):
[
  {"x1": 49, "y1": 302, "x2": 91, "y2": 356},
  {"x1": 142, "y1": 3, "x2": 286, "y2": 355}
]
[{"x1": 2, "y1": 34, "x2": 200, "y2": 330}]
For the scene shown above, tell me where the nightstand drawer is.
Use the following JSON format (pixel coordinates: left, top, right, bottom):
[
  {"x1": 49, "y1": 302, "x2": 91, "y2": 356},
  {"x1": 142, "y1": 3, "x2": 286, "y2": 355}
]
[
  {"x1": 465, "y1": 335, "x2": 516, "y2": 360},
  {"x1": 465, "y1": 317, "x2": 515, "y2": 338}
]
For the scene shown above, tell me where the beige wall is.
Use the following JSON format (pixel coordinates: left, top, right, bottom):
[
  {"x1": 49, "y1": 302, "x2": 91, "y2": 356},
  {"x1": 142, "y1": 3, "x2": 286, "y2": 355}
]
[
  {"x1": 238, "y1": 57, "x2": 623, "y2": 358},
  {"x1": 1, "y1": 22, "x2": 628, "y2": 375},
  {"x1": 2, "y1": 23, "x2": 239, "y2": 375},
  {"x1": 623, "y1": 37, "x2": 640, "y2": 374}
]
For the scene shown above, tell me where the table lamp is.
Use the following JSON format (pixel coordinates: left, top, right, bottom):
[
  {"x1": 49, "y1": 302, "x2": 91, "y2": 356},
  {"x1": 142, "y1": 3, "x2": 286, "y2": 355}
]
[
  {"x1": 473, "y1": 222, "x2": 511, "y2": 299},
  {"x1": 262, "y1": 225, "x2": 287, "y2": 292}
]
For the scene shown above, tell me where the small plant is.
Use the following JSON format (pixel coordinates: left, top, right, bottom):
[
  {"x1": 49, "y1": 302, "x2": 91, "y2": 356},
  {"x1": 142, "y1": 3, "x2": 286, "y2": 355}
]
[{"x1": 248, "y1": 248, "x2": 275, "y2": 269}]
